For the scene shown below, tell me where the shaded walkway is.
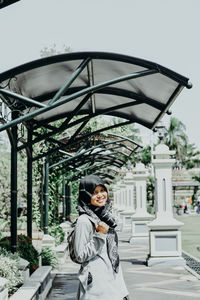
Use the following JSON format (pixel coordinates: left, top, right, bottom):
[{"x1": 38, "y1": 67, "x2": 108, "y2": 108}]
[{"x1": 47, "y1": 232, "x2": 200, "y2": 300}]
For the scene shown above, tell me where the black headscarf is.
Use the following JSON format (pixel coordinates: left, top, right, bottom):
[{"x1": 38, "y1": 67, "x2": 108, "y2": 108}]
[{"x1": 77, "y1": 174, "x2": 119, "y2": 273}]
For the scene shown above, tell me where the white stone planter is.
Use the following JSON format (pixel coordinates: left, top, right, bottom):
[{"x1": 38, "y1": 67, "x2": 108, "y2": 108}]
[
  {"x1": 9, "y1": 266, "x2": 52, "y2": 300},
  {"x1": 0, "y1": 277, "x2": 8, "y2": 300}
]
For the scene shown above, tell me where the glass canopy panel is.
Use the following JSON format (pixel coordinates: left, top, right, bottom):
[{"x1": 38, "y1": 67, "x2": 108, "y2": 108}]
[{"x1": 0, "y1": 51, "x2": 190, "y2": 131}]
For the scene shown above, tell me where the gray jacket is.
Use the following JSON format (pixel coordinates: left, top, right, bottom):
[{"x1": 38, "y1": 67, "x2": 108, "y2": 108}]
[{"x1": 74, "y1": 214, "x2": 128, "y2": 300}]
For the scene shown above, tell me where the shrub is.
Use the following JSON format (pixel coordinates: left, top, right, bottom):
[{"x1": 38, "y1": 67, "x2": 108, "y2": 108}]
[
  {"x1": 41, "y1": 247, "x2": 58, "y2": 268},
  {"x1": 0, "y1": 248, "x2": 23, "y2": 295},
  {"x1": 0, "y1": 234, "x2": 39, "y2": 274},
  {"x1": 48, "y1": 224, "x2": 65, "y2": 246}
]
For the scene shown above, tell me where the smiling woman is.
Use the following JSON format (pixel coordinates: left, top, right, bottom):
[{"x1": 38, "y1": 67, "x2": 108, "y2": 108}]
[{"x1": 72, "y1": 174, "x2": 129, "y2": 300}]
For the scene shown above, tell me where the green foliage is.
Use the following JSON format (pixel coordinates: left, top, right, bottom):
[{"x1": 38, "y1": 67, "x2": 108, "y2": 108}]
[
  {"x1": 0, "y1": 248, "x2": 23, "y2": 295},
  {"x1": 163, "y1": 117, "x2": 188, "y2": 163},
  {"x1": 141, "y1": 145, "x2": 151, "y2": 166},
  {"x1": 0, "y1": 235, "x2": 39, "y2": 274},
  {"x1": 0, "y1": 135, "x2": 44, "y2": 228},
  {"x1": 41, "y1": 247, "x2": 58, "y2": 268},
  {"x1": 48, "y1": 224, "x2": 65, "y2": 246},
  {"x1": 40, "y1": 43, "x2": 72, "y2": 58},
  {"x1": 0, "y1": 219, "x2": 9, "y2": 240},
  {"x1": 30, "y1": 152, "x2": 44, "y2": 228},
  {"x1": 0, "y1": 247, "x2": 20, "y2": 260},
  {"x1": 110, "y1": 117, "x2": 141, "y2": 143},
  {"x1": 0, "y1": 152, "x2": 11, "y2": 220},
  {"x1": 0, "y1": 151, "x2": 28, "y2": 223},
  {"x1": 182, "y1": 143, "x2": 200, "y2": 169},
  {"x1": 48, "y1": 169, "x2": 63, "y2": 226},
  {"x1": 71, "y1": 180, "x2": 79, "y2": 215},
  {"x1": 192, "y1": 175, "x2": 200, "y2": 183},
  {"x1": 147, "y1": 176, "x2": 155, "y2": 208}
]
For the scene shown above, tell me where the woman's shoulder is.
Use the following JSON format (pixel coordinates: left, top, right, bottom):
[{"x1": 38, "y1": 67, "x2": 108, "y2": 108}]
[
  {"x1": 77, "y1": 214, "x2": 92, "y2": 225},
  {"x1": 75, "y1": 214, "x2": 95, "y2": 234}
]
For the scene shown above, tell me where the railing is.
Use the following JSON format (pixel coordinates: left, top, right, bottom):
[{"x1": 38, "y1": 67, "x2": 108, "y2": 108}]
[{"x1": 182, "y1": 251, "x2": 200, "y2": 279}]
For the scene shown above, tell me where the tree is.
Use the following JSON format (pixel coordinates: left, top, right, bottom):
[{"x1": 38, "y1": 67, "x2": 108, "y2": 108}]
[
  {"x1": 110, "y1": 117, "x2": 141, "y2": 143},
  {"x1": 40, "y1": 43, "x2": 72, "y2": 58},
  {"x1": 141, "y1": 145, "x2": 151, "y2": 166},
  {"x1": 182, "y1": 143, "x2": 200, "y2": 169},
  {"x1": 163, "y1": 117, "x2": 188, "y2": 163}
]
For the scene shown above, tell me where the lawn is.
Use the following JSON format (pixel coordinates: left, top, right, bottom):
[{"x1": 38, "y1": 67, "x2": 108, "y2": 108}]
[{"x1": 175, "y1": 214, "x2": 200, "y2": 260}]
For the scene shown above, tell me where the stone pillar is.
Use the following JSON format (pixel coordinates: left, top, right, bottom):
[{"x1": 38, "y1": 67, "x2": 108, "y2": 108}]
[
  {"x1": 121, "y1": 172, "x2": 135, "y2": 232},
  {"x1": 42, "y1": 234, "x2": 55, "y2": 249},
  {"x1": 60, "y1": 221, "x2": 72, "y2": 242},
  {"x1": 112, "y1": 185, "x2": 119, "y2": 219},
  {"x1": 130, "y1": 163, "x2": 154, "y2": 243},
  {"x1": 115, "y1": 181, "x2": 126, "y2": 230},
  {"x1": 147, "y1": 143, "x2": 185, "y2": 266}
]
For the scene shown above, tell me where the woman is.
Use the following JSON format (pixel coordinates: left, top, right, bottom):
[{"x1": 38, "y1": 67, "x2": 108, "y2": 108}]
[{"x1": 74, "y1": 174, "x2": 129, "y2": 300}]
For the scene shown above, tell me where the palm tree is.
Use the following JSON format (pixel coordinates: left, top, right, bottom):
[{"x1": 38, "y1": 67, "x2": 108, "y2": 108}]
[
  {"x1": 183, "y1": 143, "x2": 200, "y2": 169},
  {"x1": 164, "y1": 117, "x2": 188, "y2": 163}
]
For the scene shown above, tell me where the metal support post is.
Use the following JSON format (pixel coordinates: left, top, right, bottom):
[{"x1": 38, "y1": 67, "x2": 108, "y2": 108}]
[
  {"x1": 66, "y1": 184, "x2": 72, "y2": 221},
  {"x1": 44, "y1": 155, "x2": 49, "y2": 234},
  {"x1": 10, "y1": 111, "x2": 18, "y2": 253},
  {"x1": 27, "y1": 125, "x2": 33, "y2": 239},
  {"x1": 62, "y1": 175, "x2": 66, "y2": 222}
]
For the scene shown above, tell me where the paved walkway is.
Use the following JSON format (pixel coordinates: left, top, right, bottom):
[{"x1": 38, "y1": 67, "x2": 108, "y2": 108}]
[{"x1": 47, "y1": 232, "x2": 200, "y2": 300}]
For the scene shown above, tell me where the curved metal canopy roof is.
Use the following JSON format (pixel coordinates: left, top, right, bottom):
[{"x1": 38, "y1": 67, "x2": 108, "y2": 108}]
[
  {"x1": 0, "y1": 51, "x2": 191, "y2": 134},
  {"x1": 50, "y1": 133, "x2": 141, "y2": 162},
  {"x1": 49, "y1": 133, "x2": 142, "y2": 180}
]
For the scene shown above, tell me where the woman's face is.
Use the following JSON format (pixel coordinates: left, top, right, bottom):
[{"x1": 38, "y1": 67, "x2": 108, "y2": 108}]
[{"x1": 91, "y1": 185, "x2": 108, "y2": 207}]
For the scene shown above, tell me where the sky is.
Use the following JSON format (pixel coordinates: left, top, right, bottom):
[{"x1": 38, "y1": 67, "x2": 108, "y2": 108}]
[{"x1": 0, "y1": 0, "x2": 199, "y2": 147}]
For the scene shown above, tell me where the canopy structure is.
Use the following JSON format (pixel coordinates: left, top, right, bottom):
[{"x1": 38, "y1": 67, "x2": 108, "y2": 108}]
[
  {"x1": 0, "y1": 52, "x2": 191, "y2": 134},
  {"x1": 0, "y1": 51, "x2": 191, "y2": 163},
  {"x1": 0, "y1": 51, "x2": 192, "y2": 251},
  {"x1": 48, "y1": 133, "x2": 142, "y2": 181}
]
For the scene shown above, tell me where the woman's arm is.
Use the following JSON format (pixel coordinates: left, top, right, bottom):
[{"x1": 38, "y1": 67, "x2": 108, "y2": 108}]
[{"x1": 74, "y1": 218, "x2": 107, "y2": 263}]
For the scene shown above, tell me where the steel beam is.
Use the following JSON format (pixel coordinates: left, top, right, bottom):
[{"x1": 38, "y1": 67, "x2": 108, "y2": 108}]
[
  {"x1": 59, "y1": 94, "x2": 92, "y2": 130},
  {"x1": 48, "y1": 57, "x2": 91, "y2": 105},
  {"x1": 0, "y1": 89, "x2": 46, "y2": 108}
]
